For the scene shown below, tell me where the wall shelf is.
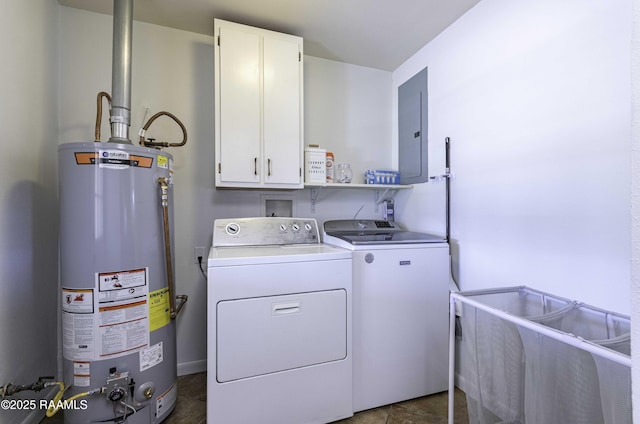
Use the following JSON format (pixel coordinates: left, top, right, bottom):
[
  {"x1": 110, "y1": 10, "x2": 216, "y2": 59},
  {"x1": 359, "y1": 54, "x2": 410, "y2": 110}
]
[
  {"x1": 304, "y1": 182, "x2": 413, "y2": 212},
  {"x1": 304, "y1": 182, "x2": 412, "y2": 190}
]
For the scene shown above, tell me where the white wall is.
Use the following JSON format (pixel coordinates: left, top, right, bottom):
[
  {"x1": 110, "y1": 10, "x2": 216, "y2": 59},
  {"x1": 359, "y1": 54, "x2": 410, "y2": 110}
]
[
  {"x1": 393, "y1": 0, "x2": 632, "y2": 314},
  {"x1": 58, "y1": 7, "x2": 393, "y2": 372},
  {"x1": 0, "y1": 1, "x2": 59, "y2": 422},
  {"x1": 630, "y1": 0, "x2": 640, "y2": 420},
  {"x1": 304, "y1": 56, "x2": 392, "y2": 182}
]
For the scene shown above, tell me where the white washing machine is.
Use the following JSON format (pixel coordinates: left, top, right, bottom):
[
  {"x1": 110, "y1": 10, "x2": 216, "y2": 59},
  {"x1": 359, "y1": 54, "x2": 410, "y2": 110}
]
[
  {"x1": 207, "y1": 217, "x2": 353, "y2": 424},
  {"x1": 323, "y1": 219, "x2": 450, "y2": 412}
]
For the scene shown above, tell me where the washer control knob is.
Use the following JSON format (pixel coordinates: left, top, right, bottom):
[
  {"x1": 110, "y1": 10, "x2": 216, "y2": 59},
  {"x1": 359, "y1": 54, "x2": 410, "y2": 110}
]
[
  {"x1": 291, "y1": 223, "x2": 300, "y2": 232},
  {"x1": 304, "y1": 223, "x2": 313, "y2": 232},
  {"x1": 279, "y1": 224, "x2": 287, "y2": 232}
]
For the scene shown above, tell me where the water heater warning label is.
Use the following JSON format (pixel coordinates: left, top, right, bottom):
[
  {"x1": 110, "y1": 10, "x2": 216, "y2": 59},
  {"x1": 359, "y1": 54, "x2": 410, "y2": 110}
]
[
  {"x1": 149, "y1": 287, "x2": 170, "y2": 331},
  {"x1": 98, "y1": 300, "x2": 148, "y2": 358},
  {"x1": 97, "y1": 268, "x2": 150, "y2": 359},
  {"x1": 62, "y1": 289, "x2": 94, "y2": 314},
  {"x1": 98, "y1": 268, "x2": 147, "y2": 303},
  {"x1": 62, "y1": 268, "x2": 151, "y2": 362},
  {"x1": 73, "y1": 361, "x2": 91, "y2": 387},
  {"x1": 140, "y1": 341, "x2": 163, "y2": 372},
  {"x1": 157, "y1": 155, "x2": 168, "y2": 169},
  {"x1": 62, "y1": 289, "x2": 96, "y2": 361},
  {"x1": 156, "y1": 383, "x2": 177, "y2": 421}
]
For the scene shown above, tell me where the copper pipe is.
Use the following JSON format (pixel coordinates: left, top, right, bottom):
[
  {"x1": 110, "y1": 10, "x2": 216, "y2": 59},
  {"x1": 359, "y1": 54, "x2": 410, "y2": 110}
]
[
  {"x1": 139, "y1": 111, "x2": 187, "y2": 148},
  {"x1": 95, "y1": 92, "x2": 112, "y2": 142}
]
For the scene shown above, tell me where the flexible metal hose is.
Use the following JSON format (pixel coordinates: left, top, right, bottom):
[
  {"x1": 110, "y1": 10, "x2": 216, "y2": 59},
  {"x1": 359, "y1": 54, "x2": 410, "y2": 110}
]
[
  {"x1": 44, "y1": 382, "x2": 65, "y2": 417},
  {"x1": 46, "y1": 386, "x2": 103, "y2": 418},
  {"x1": 95, "y1": 91, "x2": 112, "y2": 142},
  {"x1": 139, "y1": 111, "x2": 187, "y2": 148}
]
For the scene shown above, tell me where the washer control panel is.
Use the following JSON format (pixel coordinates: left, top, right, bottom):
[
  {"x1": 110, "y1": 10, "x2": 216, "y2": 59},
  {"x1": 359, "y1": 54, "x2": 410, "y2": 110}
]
[
  {"x1": 213, "y1": 217, "x2": 320, "y2": 247},
  {"x1": 323, "y1": 219, "x2": 400, "y2": 233}
]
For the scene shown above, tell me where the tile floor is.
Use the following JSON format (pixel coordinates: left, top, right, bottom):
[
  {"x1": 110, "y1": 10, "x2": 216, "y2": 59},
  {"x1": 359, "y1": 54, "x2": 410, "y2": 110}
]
[
  {"x1": 41, "y1": 372, "x2": 469, "y2": 424},
  {"x1": 336, "y1": 390, "x2": 468, "y2": 424}
]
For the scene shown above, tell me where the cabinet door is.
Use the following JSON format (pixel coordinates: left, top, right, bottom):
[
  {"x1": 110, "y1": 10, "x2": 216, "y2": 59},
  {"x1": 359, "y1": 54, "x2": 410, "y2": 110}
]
[
  {"x1": 217, "y1": 26, "x2": 261, "y2": 184},
  {"x1": 263, "y1": 36, "x2": 302, "y2": 186}
]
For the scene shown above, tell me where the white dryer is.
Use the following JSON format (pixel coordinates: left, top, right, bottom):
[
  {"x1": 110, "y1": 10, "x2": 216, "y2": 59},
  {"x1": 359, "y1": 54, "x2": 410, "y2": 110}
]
[
  {"x1": 207, "y1": 217, "x2": 352, "y2": 424},
  {"x1": 323, "y1": 219, "x2": 449, "y2": 412}
]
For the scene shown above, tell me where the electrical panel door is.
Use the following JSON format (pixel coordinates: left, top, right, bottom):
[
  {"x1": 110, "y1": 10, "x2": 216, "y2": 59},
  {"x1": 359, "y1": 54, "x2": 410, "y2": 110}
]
[{"x1": 398, "y1": 67, "x2": 428, "y2": 184}]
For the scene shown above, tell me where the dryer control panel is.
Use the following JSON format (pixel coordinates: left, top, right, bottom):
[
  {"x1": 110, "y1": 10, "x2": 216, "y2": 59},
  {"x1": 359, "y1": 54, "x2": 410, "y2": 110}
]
[{"x1": 213, "y1": 217, "x2": 320, "y2": 247}]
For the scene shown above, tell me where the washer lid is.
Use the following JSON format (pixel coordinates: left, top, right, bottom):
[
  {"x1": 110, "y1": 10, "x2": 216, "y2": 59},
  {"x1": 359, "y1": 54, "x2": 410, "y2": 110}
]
[{"x1": 323, "y1": 220, "x2": 445, "y2": 245}]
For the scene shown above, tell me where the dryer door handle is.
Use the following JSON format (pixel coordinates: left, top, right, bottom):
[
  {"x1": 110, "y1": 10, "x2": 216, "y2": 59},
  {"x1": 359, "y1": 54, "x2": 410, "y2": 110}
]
[{"x1": 272, "y1": 302, "x2": 301, "y2": 315}]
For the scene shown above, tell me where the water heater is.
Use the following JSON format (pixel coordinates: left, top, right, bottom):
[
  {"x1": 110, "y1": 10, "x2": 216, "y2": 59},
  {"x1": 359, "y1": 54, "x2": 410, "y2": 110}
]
[{"x1": 58, "y1": 142, "x2": 178, "y2": 423}]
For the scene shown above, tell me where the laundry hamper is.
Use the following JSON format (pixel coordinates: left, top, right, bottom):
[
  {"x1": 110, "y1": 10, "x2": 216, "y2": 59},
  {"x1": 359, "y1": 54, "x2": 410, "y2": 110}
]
[
  {"x1": 518, "y1": 304, "x2": 630, "y2": 424},
  {"x1": 592, "y1": 334, "x2": 631, "y2": 424},
  {"x1": 455, "y1": 287, "x2": 574, "y2": 424},
  {"x1": 449, "y1": 287, "x2": 631, "y2": 424}
]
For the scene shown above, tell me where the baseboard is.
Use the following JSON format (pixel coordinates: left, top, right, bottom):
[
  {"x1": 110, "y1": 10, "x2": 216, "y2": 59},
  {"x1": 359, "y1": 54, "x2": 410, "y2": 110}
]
[{"x1": 177, "y1": 359, "x2": 207, "y2": 376}]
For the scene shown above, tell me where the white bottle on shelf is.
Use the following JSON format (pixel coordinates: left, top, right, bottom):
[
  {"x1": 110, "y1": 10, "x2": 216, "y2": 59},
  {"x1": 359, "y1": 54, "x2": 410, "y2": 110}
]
[{"x1": 326, "y1": 152, "x2": 334, "y2": 183}]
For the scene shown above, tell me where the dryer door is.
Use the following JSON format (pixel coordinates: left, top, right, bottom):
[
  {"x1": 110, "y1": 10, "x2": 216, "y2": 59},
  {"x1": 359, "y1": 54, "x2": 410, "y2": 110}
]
[{"x1": 216, "y1": 289, "x2": 347, "y2": 382}]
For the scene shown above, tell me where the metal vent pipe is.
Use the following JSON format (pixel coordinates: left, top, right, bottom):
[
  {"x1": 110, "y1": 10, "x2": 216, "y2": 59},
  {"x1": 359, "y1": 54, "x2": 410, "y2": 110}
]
[{"x1": 109, "y1": 0, "x2": 133, "y2": 143}]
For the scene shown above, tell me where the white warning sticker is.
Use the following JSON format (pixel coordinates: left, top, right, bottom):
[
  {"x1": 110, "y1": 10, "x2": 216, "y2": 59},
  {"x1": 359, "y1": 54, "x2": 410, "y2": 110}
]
[
  {"x1": 96, "y1": 268, "x2": 149, "y2": 359},
  {"x1": 73, "y1": 361, "x2": 91, "y2": 387},
  {"x1": 62, "y1": 268, "x2": 151, "y2": 362},
  {"x1": 62, "y1": 289, "x2": 94, "y2": 314},
  {"x1": 62, "y1": 288, "x2": 95, "y2": 361},
  {"x1": 156, "y1": 382, "x2": 177, "y2": 420},
  {"x1": 140, "y1": 341, "x2": 164, "y2": 372},
  {"x1": 98, "y1": 268, "x2": 147, "y2": 303},
  {"x1": 98, "y1": 299, "x2": 149, "y2": 358}
]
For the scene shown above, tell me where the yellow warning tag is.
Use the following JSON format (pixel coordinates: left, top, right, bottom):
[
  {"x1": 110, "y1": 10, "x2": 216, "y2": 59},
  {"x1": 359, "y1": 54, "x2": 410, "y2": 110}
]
[
  {"x1": 149, "y1": 287, "x2": 170, "y2": 331},
  {"x1": 157, "y1": 155, "x2": 168, "y2": 169}
]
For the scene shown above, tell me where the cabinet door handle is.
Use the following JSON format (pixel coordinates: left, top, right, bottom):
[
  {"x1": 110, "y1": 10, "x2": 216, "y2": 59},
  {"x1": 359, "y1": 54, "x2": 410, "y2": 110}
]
[
  {"x1": 254, "y1": 157, "x2": 257, "y2": 176},
  {"x1": 268, "y1": 158, "x2": 272, "y2": 176}
]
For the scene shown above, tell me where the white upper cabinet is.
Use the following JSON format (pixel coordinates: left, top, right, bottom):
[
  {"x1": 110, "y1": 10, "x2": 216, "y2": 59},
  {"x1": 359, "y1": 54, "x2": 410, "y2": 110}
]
[{"x1": 214, "y1": 19, "x2": 304, "y2": 189}]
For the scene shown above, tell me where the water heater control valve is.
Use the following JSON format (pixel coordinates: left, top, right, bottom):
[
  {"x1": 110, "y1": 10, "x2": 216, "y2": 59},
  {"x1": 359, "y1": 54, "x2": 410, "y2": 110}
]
[{"x1": 106, "y1": 371, "x2": 130, "y2": 402}]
